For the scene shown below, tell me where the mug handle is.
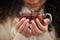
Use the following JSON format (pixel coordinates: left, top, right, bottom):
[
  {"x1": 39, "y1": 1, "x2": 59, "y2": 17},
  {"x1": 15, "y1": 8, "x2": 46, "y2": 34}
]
[{"x1": 45, "y1": 13, "x2": 52, "y2": 24}]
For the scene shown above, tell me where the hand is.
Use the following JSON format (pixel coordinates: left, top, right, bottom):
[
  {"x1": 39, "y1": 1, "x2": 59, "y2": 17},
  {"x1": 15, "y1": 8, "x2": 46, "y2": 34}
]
[
  {"x1": 30, "y1": 18, "x2": 49, "y2": 36},
  {"x1": 16, "y1": 17, "x2": 31, "y2": 37}
]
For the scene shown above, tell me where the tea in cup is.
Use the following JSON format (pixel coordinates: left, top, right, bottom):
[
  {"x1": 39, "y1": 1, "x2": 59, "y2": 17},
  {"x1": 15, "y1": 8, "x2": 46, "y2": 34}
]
[{"x1": 19, "y1": 12, "x2": 52, "y2": 25}]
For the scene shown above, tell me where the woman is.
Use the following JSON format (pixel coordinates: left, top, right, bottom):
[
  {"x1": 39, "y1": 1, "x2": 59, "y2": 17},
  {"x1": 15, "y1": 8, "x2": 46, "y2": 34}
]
[{"x1": 0, "y1": 0, "x2": 60, "y2": 40}]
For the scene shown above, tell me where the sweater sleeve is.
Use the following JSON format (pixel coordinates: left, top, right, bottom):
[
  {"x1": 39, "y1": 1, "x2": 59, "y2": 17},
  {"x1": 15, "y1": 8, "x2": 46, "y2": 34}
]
[
  {"x1": 10, "y1": 18, "x2": 28, "y2": 40},
  {"x1": 11, "y1": 27, "x2": 28, "y2": 40},
  {"x1": 36, "y1": 27, "x2": 56, "y2": 40}
]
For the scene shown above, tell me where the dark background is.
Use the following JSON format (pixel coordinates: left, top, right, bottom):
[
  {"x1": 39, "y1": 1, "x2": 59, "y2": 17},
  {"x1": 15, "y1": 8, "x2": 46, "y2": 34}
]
[{"x1": 0, "y1": 0, "x2": 60, "y2": 38}]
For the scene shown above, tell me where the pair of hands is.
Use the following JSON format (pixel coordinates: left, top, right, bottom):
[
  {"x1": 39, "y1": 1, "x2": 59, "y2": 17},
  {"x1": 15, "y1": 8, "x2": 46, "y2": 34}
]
[{"x1": 16, "y1": 17, "x2": 49, "y2": 37}]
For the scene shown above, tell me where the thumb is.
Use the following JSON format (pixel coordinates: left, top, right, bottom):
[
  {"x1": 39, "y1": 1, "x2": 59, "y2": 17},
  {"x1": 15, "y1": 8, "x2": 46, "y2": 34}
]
[{"x1": 44, "y1": 18, "x2": 50, "y2": 25}]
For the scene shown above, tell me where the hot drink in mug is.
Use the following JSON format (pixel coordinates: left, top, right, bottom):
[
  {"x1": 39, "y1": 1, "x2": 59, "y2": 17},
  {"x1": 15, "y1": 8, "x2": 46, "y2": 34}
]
[{"x1": 19, "y1": 11, "x2": 52, "y2": 25}]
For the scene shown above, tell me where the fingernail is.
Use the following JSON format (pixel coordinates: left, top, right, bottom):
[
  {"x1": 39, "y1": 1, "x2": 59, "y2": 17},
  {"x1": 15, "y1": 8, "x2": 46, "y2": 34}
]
[
  {"x1": 26, "y1": 19, "x2": 29, "y2": 22},
  {"x1": 36, "y1": 18, "x2": 38, "y2": 21},
  {"x1": 44, "y1": 19, "x2": 50, "y2": 25},
  {"x1": 22, "y1": 17, "x2": 26, "y2": 19},
  {"x1": 44, "y1": 19, "x2": 50, "y2": 23}
]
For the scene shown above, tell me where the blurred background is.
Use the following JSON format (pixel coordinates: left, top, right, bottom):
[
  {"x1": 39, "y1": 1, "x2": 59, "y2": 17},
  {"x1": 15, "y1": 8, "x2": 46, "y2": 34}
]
[{"x1": 0, "y1": 0, "x2": 60, "y2": 38}]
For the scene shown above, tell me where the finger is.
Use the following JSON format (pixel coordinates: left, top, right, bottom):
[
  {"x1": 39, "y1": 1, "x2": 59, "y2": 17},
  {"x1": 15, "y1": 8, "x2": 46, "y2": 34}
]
[
  {"x1": 31, "y1": 20, "x2": 43, "y2": 35},
  {"x1": 44, "y1": 18, "x2": 50, "y2": 25},
  {"x1": 18, "y1": 19, "x2": 29, "y2": 33},
  {"x1": 26, "y1": 23, "x2": 32, "y2": 37},
  {"x1": 16, "y1": 17, "x2": 26, "y2": 29},
  {"x1": 36, "y1": 19, "x2": 48, "y2": 32},
  {"x1": 21, "y1": 23, "x2": 28, "y2": 33},
  {"x1": 27, "y1": 28, "x2": 32, "y2": 37},
  {"x1": 29, "y1": 24, "x2": 36, "y2": 35},
  {"x1": 22, "y1": 23, "x2": 31, "y2": 37},
  {"x1": 28, "y1": 28, "x2": 31, "y2": 34}
]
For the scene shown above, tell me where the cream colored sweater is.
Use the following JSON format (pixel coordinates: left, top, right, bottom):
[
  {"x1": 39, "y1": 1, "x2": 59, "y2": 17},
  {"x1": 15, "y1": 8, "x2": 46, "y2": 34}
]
[
  {"x1": 0, "y1": 17, "x2": 57, "y2": 40},
  {"x1": 0, "y1": 6, "x2": 57, "y2": 40}
]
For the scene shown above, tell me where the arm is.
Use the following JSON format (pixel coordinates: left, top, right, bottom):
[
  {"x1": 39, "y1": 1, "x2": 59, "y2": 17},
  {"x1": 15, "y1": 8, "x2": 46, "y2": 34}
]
[
  {"x1": 11, "y1": 17, "x2": 31, "y2": 40},
  {"x1": 30, "y1": 18, "x2": 56, "y2": 40},
  {"x1": 36, "y1": 31, "x2": 56, "y2": 40},
  {"x1": 11, "y1": 27, "x2": 28, "y2": 40}
]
